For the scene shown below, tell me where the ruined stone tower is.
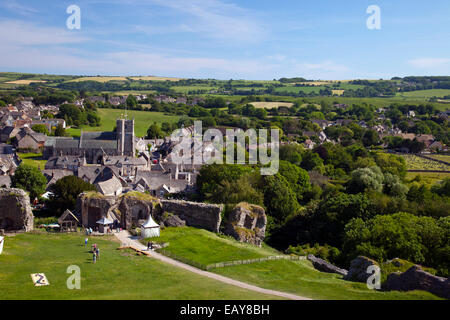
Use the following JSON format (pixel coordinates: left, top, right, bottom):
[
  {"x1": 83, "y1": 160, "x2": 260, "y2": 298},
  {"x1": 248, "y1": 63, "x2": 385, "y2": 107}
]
[{"x1": 117, "y1": 118, "x2": 135, "y2": 157}]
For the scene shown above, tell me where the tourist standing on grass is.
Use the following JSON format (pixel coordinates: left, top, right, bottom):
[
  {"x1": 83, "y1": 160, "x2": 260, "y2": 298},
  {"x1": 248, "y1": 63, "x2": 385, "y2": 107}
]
[
  {"x1": 85, "y1": 238, "x2": 88, "y2": 246},
  {"x1": 92, "y1": 252, "x2": 97, "y2": 264},
  {"x1": 96, "y1": 247, "x2": 100, "y2": 260}
]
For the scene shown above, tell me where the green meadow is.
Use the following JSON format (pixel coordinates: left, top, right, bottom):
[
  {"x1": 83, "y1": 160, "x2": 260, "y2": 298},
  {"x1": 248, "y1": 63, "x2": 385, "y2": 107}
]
[
  {"x1": 67, "y1": 108, "x2": 181, "y2": 138},
  {"x1": 0, "y1": 232, "x2": 280, "y2": 300}
]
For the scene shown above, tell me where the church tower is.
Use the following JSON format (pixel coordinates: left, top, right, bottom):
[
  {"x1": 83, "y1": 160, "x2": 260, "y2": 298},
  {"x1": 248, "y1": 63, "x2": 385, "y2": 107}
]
[{"x1": 117, "y1": 118, "x2": 135, "y2": 157}]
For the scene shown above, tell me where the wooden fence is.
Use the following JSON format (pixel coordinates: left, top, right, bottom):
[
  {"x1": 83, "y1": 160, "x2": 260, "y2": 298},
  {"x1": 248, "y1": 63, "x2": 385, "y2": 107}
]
[{"x1": 156, "y1": 249, "x2": 306, "y2": 271}]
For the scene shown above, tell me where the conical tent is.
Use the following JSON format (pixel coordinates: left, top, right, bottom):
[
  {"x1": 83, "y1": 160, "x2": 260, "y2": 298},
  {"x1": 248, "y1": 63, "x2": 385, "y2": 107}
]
[
  {"x1": 0, "y1": 236, "x2": 4, "y2": 255},
  {"x1": 141, "y1": 216, "x2": 160, "y2": 238}
]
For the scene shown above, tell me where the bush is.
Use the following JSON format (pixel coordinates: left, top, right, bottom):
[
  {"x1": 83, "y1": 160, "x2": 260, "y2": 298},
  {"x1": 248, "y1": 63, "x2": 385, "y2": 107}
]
[{"x1": 286, "y1": 243, "x2": 341, "y2": 263}]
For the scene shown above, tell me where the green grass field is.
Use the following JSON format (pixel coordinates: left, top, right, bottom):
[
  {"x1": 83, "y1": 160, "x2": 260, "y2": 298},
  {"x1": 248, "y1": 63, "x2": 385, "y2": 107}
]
[
  {"x1": 406, "y1": 171, "x2": 450, "y2": 184},
  {"x1": 397, "y1": 89, "x2": 450, "y2": 99},
  {"x1": 67, "y1": 109, "x2": 181, "y2": 138},
  {"x1": 17, "y1": 153, "x2": 47, "y2": 170},
  {"x1": 144, "y1": 227, "x2": 439, "y2": 300},
  {"x1": 0, "y1": 232, "x2": 280, "y2": 300}
]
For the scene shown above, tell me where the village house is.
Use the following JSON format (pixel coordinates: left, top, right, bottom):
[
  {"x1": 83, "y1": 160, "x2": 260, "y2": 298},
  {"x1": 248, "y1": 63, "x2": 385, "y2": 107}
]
[
  {"x1": 0, "y1": 144, "x2": 19, "y2": 176},
  {"x1": 0, "y1": 126, "x2": 20, "y2": 143},
  {"x1": 16, "y1": 129, "x2": 47, "y2": 151},
  {"x1": 31, "y1": 119, "x2": 66, "y2": 132}
]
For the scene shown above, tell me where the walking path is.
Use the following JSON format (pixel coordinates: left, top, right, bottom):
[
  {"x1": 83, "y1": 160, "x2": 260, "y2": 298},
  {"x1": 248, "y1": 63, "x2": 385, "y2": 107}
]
[{"x1": 114, "y1": 230, "x2": 312, "y2": 300}]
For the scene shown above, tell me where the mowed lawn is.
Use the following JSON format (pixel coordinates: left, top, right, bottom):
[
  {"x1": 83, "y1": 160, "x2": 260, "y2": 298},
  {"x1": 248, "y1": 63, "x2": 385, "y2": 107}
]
[
  {"x1": 145, "y1": 227, "x2": 281, "y2": 265},
  {"x1": 0, "y1": 232, "x2": 280, "y2": 300},
  {"x1": 145, "y1": 227, "x2": 440, "y2": 300},
  {"x1": 67, "y1": 109, "x2": 181, "y2": 138}
]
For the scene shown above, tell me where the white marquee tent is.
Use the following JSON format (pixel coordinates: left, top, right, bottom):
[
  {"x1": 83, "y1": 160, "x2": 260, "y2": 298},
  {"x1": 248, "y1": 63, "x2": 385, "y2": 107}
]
[
  {"x1": 141, "y1": 216, "x2": 160, "y2": 238},
  {"x1": 0, "y1": 236, "x2": 4, "y2": 255}
]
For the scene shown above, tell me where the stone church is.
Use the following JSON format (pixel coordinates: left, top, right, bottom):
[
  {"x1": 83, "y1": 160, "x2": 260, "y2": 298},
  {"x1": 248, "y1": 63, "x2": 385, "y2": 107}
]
[{"x1": 43, "y1": 118, "x2": 135, "y2": 164}]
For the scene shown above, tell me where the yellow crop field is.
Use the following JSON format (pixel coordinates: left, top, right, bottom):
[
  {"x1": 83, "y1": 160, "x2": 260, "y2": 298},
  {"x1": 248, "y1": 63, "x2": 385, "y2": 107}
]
[
  {"x1": 332, "y1": 90, "x2": 345, "y2": 96},
  {"x1": 68, "y1": 76, "x2": 129, "y2": 82},
  {"x1": 6, "y1": 80, "x2": 47, "y2": 84},
  {"x1": 250, "y1": 102, "x2": 294, "y2": 109},
  {"x1": 129, "y1": 76, "x2": 184, "y2": 81}
]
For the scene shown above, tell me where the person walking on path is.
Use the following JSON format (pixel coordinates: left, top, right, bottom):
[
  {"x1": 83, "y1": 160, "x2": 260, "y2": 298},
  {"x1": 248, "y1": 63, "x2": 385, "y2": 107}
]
[{"x1": 147, "y1": 241, "x2": 151, "y2": 251}]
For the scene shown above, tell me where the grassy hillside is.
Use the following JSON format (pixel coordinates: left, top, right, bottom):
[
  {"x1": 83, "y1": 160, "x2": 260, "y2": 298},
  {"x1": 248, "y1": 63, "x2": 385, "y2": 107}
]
[
  {"x1": 67, "y1": 109, "x2": 181, "y2": 138},
  {"x1": 397, "y1": 89, "x2": 450, "y2": 99},
  {"x1": 145, "y1": 227, "x2": 280, "y2": 265},
  {"x1": 145, "y1": 227, "x2": 440, "y2": 300},
  {"x1": 0, "y1": 232, "x2": 280, "y2": 300}
]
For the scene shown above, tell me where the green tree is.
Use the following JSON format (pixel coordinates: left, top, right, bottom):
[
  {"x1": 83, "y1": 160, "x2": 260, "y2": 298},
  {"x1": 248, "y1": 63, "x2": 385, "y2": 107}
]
[
  {"x1": 348, "y1": 166, "x2": 384, "y2": 193},
  {"x1": 301, "y1": 151, "x2": 323, "y2": 171},
  {"x1": 278, "y1": 160, "x2": 311, "y2": 202},
  {"x1": 343, "y1": 212, "x2": 448, "y2": 275},
  {"x1": 279, "y1": 144, "x2": 303, "y2": 166},
  {"x1": 146, "y1": 122, "x2": 163, "y2": 139},
  {"x1": 126, "y1": 94, "x2": 138, "y2": 108},
  {"x1": 263, "y1": 174, "x2": 300, "y2": 223},
  {"x1": 31, "y1": 124, "x2": 49, "y2": 135},
  {"x1": 53, "y1": 124, "x2": 66, "y2": 137},
  {"x1": 49, "y1": 176, "x2": 96, "y2": 214},
  {"x1": 11, "y1": 164, "x2": 47, "y2": 200}
]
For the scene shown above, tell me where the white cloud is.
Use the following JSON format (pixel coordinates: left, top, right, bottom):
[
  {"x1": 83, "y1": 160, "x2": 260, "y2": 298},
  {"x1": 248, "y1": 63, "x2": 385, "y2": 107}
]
[
  {"x1": 300, "y1": 61, "x2": 350, "y2": 73},
  {"x1": 137, "y1": 0, "x2": 265, "y2": 42},
  {"x1": 0, "y1": 20, "x2": 88, "y2": 46},
  {"x1": 0, "y1": 0, "x2": 38, "y2": 15},
  {"x1": 409, "y1": 58, "x2": 450, "y2": 69}
]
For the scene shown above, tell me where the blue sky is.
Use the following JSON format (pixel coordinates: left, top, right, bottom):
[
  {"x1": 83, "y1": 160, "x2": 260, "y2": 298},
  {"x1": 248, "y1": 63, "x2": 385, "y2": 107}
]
[{"x1": 0, "y1": 0, "x2": 449, "y2": 79}]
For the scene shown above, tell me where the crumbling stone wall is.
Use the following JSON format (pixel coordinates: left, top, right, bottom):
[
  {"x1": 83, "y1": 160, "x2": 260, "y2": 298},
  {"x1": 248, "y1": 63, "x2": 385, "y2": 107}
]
[
  {"x1": 161, "y1": 200, "x2": 222, "y2": 233},
  {"x1": 0, "y1": 188, "x2": 34, "y2": 232},
  {"x1": 78, "y1": 192, "x2": 221, "y2": 233},
  {"x1": 119, "y1": 194, "x2": 160, "y2": 229},
  {"x1": 79, "y1": 193, "x2": 117, "y2": 228},
  {"x1": 224, "y1": 202, "x2": 267, "y2": 246}
]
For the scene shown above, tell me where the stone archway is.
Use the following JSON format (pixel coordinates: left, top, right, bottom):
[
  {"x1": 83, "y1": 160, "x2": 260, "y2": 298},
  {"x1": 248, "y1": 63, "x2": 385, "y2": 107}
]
[
  {"x1": 131, "y1": 204, "x2": 150, "y2": 226},
  {"x1": 87, "y1": 207, "x2": 103, "y2": 227}
]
